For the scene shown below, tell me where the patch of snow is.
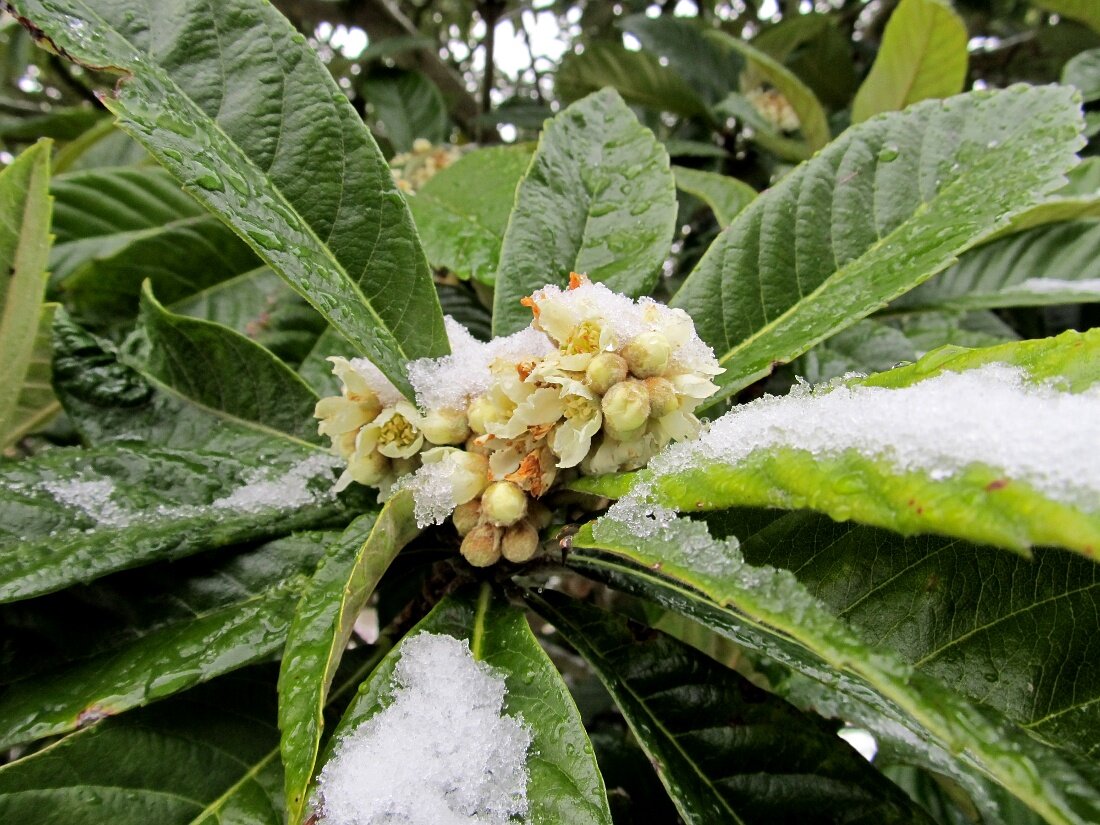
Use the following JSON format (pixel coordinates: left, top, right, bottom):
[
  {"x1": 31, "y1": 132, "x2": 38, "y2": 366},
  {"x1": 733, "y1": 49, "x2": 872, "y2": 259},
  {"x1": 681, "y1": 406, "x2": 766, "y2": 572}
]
[
  {"x1": 399, "y1": 457, "x2": 462, "y2": 527},
  {"x1": 211, "y1": 453, "x2": 341, "y2": 513},
  {"x1": 318, "y1": 632, "x2": 531, "y2": 825},
  {"x1": 346, "y1": 356, "x2": 407, "y2": 409},
  {"x1": 38, "y1": 478, "x2": 132, "y2": 528}
]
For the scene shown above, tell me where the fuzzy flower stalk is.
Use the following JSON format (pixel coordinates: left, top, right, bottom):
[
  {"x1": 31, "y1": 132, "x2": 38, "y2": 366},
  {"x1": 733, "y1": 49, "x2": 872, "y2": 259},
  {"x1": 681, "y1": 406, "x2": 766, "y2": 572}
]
[{"x1": 314, "y1": 275, "x2": 722, "y2": 566}]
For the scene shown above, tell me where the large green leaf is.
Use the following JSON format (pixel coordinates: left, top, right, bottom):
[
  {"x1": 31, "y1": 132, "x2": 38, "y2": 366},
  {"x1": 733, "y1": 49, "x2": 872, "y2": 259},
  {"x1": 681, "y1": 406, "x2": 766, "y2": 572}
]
[
  {"x1": 571, "y1": 517, "x2": 1100, "y2": 825},
  {"x1": 671, "y1": 85, "x2": 1084, "y2": 403},
  {"x1": 0, "y1": 530, "x2": 339, "y2": 749},
  {"x1": 556, "y1": 41, "x2": 709, "y2": 119},
  {"x1": 673, "y1": 166, "x2": 756, "y2": 229},
  {"x1": 3, "y1": 302, "x2": 59, "y2": 447},
  {"x1": 49, "y1": 166, "x2": 206, "y2": 283},
  {"x1": 363, "y1": 68, "x2": 450, "y2": 153},
  {"x1": 0, "y1": 140, "x2": 52, "y2": 451},
  {"x1": 852, "y1": 0, "x2": 969, "y2": 123},
  {"x1": 124, "y1": 283, "x2": 320, "y2": 444},
  {"x1": 278, "y1": 493, "x2": 420, "y2": 825},
  {"x1": 492, "y1": 89, "x2": 677, "y2": 335},
  {"x1": 717, "y1": 509, "x2": 1100, "y2": 761},
  {"x1": 0, "y1": 440, "x2": 358, "y2": 602},
  {"x1": 407, "y1": 144, "x2": 533, "y2": 284},
  {"x1": 1031, "y1": 0, "x2": 1100, "y2": 33},
  {"x1": 12, "y1": 0, "x2": 448, "y2": 396},
  {"x1": 530, "y1": 592, "x2": 933, "y2": 825},
  {"x1": 710, "y1": 32, "x2": 831, "y2": 152},
  {"x1": 581, "y1": 331, "x2": 1100, "y2": 557},
  {"x1": 895, "y1": 220, "x2": 1100, "y2": 311},
  {"x1": 327, "y1": 585, "x2": 613, "y2": 825}
]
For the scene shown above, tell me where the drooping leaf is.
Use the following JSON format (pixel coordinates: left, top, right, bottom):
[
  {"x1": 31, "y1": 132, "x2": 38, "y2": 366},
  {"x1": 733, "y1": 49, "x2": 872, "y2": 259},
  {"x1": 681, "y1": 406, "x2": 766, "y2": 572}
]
[
  {"x1": 492, "y1": 89, "x2": 677, "y2": 335},
  {"x1": 851, "y1": 0, "x2": 969, "y2": 123},
  {"x1": 673, "y1": 166, "x2": 756, "y2": 229},
  {"x1": 895, "y1": 220, "x2": 1100, "y2": 311},
  {"x1": 326, "y1": 585, "x2": 613, "y2": 825},
  {"x1": 557, "y1": 41, "x2": 708, "y2": 120},
  {"x1": 0, "y1": 530, "x2": 341, "y2": 749},
  {"x1": 407, "y1": 144, "x2": 533, "y2": 284},
  {"x1": 12, "y1": 0, "x2": 449, "y2": 396},
  {"x1": 1031, "y1": 0, "x2": 1100, "y2": 34},
  {"x1": 0, "y1": 140, "x2": 52, "y2": 450},
  {"x1": 124, "y1": 283, "x2": 320, "y2": 444},
  {"x1": 530, "y1": 591, "x2": 934, "y2": 825},
  {"x1": 3, "y1": 302, "x2": 59, "y2": 447},
  {"x1": 710, "y1": 32, "x2": 831, "y2": 152},
  {"x1": 1064, "y1": 48, "x2": 1100, "y2": 102},
  {"x1": 671, "y1": 85, "x2": 1085, "y2": 403},
  {"x1": 363, "y1": 68, "x2": 450, "y2": 153},
  {"x1": 580, "y1": 330, "x2": 1100, "y2": 557},
  {"x1": 0, "y1": 439, "x2": 358, "y2": 602},
  {"x1": 278, "y1": 493, "x2": 420, "y2": 825},
  {"x1": 572, "y1": 517, "x2": 1100, "y2": 825}
]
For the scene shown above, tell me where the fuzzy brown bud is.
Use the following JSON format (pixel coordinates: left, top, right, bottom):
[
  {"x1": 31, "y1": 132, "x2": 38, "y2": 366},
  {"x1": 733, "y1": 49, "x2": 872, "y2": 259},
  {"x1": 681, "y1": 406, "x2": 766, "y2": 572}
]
[
  {"x1": 644, "y1": 376, "x2": 679, "y2": 418},
  {"x1": 460, "y1": 523, "x2": 502, "y2": 567},
  {"x1": 585, "y1": 352, "x2": 628, "y2": 395},
  {"x1": 452, "y1": 500, "x2": 481, "y2": 537},
  {"x1": 501, "y1": 520, "x2": 540, "y2": 563}
]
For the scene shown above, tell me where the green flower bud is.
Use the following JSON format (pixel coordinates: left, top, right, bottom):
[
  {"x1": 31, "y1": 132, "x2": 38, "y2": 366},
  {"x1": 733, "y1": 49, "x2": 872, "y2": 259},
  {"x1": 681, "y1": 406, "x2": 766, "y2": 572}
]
[
  {"x1": 347, "y1": 449, "x2": 389, "y2": 486},
  {"x1": 603, "y1": 421, "x2": 646, "y2": 443},
  {"x1": 467, "y1": 395, "x2": 506, "y2": 435},
  {"x1": 481, "y1": 481, "x2": 528, "y2": 527},
  {"x1": 601, "y1": 380, "x2": 650, "y2": 434},
  {"x1": 420, "y1": 407, "x2": 470, "y2": 445},
  {"x1": 644, "y1": 376, "x2": 679, "y2": 418},
  {"x1": 622, "y1": 332, "x2": 671, "y2": 378},
  {"x1": 584, "y1": 352, "x2": 628, "y2": 395},
  {"x1": 501, "y1": 520, "x2": 540, "y2": 563},
  {"x1": 452, "y1": 500, "x2": 481, "y2": 537},
  {"x1": 461, "y1": 523, "x2": 502, "y2": 567}
]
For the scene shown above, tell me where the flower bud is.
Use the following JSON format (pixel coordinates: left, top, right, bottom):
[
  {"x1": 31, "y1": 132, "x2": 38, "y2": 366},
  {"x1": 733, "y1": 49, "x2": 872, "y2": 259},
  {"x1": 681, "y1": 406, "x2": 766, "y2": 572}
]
[
  {"x1": 461, "y1": 523, "x2": 502, "y2": 567},
  {"x1": 585, "y1": 352, "x2": 628, "y2": 395},
  {"x1": 643, "y1": 376, "x2": 679, "y2": 418},
  {"x1": 526, "y1": 500, "x2": 552, "y2": 531},
  {"x1": 452, "y1": 500, "x2": 481, "y2": 537},
  {"x1": 346, "y1": 449, "x2": 388, "y2": 486},
  {"x1": 451, "y1": 451, "x2": 490, "y2": 503},
  {"x1": 467, "y1": 395, "x2": 506, "y2": 435},
  {"x1": 603, "y1": 421, "x2": 646, "y2": 443},
  {"x1": 420, "y1": 407, "x2": 470, "y2": 445},
  {"x1": 601, "y1": 380, "x2": 650, "y2": 434},
  {"x1": 481, "y1": 481, "x2": 528, "y2": 527},
  {"x1": 501, "y1": 520, "x2": 540, "y2": 563},
  {"x1": 622, "y1": 332, "x2": 671, "y2": 378}
]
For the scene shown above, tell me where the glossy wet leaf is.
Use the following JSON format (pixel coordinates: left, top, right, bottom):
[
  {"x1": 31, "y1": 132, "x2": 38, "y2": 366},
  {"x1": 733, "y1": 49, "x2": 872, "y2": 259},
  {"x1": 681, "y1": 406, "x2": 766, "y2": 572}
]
[
  {"x1": 852, "y1": 0, "x2": 968, "y2": 123},
  {"x1": 572, "y1": 517, "x2": 1100, "y2": 825},
  {"x1": 0, "y1": 530, "x2": 341, "y2": 749},
  {"x1": 493, "y1": 89, "x2": 677, "y2": 335},
  {"x1": 125, "y1": 284, "x2": 320, "y2": 444},
  {"x1": 0, "y1": 141, "x2": 53, "y2": 451},
  {"x1": 363, "y1": 68, "x2": 450, "y2": 153},
  {"x1": 407, "y1": 144, "x2": 533, "y2": 284},
  {"x1": 278, "y1": 493, "x2": 420, "y2": 825},
  {"x1": 327, "y1": 585, "x2": 613, "y2": 825},
  {"x1": 12, "y1": 0, "x2": 448, "y2": 396},
  {"x1": 0, "y1": 439, "x2": 358, "y2": 602},
  {"x1": 673, "y1": 166, "x2": 756, "y2": 229},
  {"x1": 584, "y1": 330, "x2": 1100, "y2": 556},
  {"x1": 895, "y1": 221, "x2": 1100, "y2": 311},
  {"x1": 671, "y1": 85, "x2": 1085, "y2": 404},
  {"x1": 530, "y1": 592, "x2": 933, "y2": 825}
]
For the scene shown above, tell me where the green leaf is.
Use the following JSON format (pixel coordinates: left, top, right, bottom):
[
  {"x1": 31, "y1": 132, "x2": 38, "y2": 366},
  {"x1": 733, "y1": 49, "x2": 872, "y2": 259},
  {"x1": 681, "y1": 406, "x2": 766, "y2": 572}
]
[
  {"x1": 492, "y1": 89, "x2": 677, "y2": 335},
  {"x1": 713, "y1": 93, "x2": 814, "y2": 162},
  {"x1": 328, "y1": 585, "x2": 613, "y2": 825},
  {"x1": 1031, "y1": 0, "x2": 1100, "y2": 34},
  {"x1": 3, "y1": 302, "x2": 59, "y2": 447},
  {"x1": 0, "y1": 530, "x2": 338, "y2": 749},
  {"x1": 0, "y1": 439, "x2": 358, "y2": 602},
  {"x1": 0, "y1": 105, "x2": 103, "y2": 141},
  {"x1": 671, "y1": 85, "x2": 1085, "y2": 404},
  {"x1": 529, "y1": 591, "x2": 934, "y2": 825},
  {"x1": 895, "y1": 220, "x2": 1100, "y2": 311},
  {"x1": 49, "y1": 166, "x2": 207, "y2": 283},
  {"x1": 297, "y1": 326, "x2": 345, "y2": 398},
  {"x1": 125, "y1": 283, "x2": 320, "y2": 444},
  {"x1": 709, "y1": 32, "x2": 831, "y2": 152},
  {"x1": 12, "y1": 0, "x2": 448, "y2": 396},
  {"x1": 572, "y1": 517, "x2": 1100, "y2": 825},
  {"x1": 278, "y1": 493, "x2": 420, "y2": 825},
  {"x1": 1064, "y1": 48, "x2": 1100, "y2": 102},
  {"x1": 851, "y1": 0, "x2": 969, "y2": 123},
  {"x1": 672, "y1": 166, "x2": 756, "y2": 229},
  {"x1": 556, "y1": 41, "x2": 709, "y2": 119},
  {"x1": 720, "y1": 510, "x2": 1100, "y2": 761},
  {"x1": 0, "y1": 140, "x2": 52, "y2": 451},
  {"x1": 587, "y1": 331, "x2": 1100, "y2": 557},
  {"x1": 751, "y1": 14, "x2": 857, "y2": 110},
  {"x1": 364, "y1": 68, "x2": 450, "y2": 153},
  {"x1": 436, "y1": 283, "x2": 492, "y2": 341},
  {"x1": 407, "y1": 144, "x2": 533, "y2": 284}
]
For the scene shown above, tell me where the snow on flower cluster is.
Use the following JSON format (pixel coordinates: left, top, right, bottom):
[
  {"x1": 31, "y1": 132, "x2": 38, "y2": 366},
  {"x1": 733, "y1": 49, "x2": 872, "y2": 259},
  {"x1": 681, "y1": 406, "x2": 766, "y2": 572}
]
[
  {"x1": 313, "y1": 275, "x2": 722, "y2": 567},
  {"x1": 317, "y1": 632, "x2": 531, "y2": 825}
]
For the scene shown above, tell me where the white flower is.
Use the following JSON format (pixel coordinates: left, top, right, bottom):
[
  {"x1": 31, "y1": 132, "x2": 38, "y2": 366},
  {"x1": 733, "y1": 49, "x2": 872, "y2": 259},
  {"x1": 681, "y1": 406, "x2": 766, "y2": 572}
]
[{"x1": 362, "y1": 402, "x2": 424, "y2": 459}]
